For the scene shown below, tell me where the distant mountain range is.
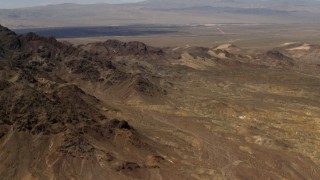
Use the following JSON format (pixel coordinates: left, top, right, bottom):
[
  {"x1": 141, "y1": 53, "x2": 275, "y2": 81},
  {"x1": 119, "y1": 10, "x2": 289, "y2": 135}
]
[{"x1": 0, "y1": 0, "x2": 320, "y2": 28}]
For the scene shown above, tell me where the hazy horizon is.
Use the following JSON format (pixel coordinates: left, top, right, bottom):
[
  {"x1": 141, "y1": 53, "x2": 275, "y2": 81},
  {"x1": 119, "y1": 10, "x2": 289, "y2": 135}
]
[
  {"x1": 2, "y1": 0, "x2": 320, "y2": 9},
  {"x1": 0, "y1": 0, "x2": 145, "y2": 9}
]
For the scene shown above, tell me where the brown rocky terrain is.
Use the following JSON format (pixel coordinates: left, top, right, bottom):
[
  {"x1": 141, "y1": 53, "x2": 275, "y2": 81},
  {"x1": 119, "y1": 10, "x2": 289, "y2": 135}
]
[{"x1": 0, "y1": 24, "x2": 320, "y2": 179}]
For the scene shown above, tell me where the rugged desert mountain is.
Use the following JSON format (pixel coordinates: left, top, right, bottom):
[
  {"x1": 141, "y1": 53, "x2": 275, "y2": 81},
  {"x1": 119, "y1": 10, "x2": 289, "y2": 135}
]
[
  {"x1": 0, "y1": 24, "x2": 181, "y2": 179},
  {"x1": 1, "y1": 25, "x2": 320, "y2": 179}
]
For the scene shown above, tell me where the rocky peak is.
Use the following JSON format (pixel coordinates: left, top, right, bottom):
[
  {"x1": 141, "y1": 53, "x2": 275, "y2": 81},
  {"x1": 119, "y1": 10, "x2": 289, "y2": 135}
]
[
  {"x1": 0, "y1": 24, "x2": 17, "y2": 36},
  {"x1": 0, "y1": 24, "x2": 21, "y2": 52},
  {"x1": 104, "y1": 39, "x2": 147, "y2": 50},
  {"x1": 19, "y1": 32, "x2": 70, "y2": 50},
  {"x1": 103, "y1": 39, "x2": 163, "y2": 56},
  {"x1": 266, "y1": 50, "x2": 291, "y2": 60}
]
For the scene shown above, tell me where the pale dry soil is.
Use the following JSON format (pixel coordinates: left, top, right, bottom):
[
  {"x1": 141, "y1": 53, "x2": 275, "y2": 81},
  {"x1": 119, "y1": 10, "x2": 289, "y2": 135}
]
[{"x1": 91, "y1": 65, "x2": 320, "y2": 179}]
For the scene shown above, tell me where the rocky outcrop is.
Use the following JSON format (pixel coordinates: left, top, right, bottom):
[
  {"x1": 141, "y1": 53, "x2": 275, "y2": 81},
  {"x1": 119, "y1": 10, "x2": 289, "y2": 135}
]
[
  {"x1": 0, "y1": 25, "x2": 21, "y2": 58},
  {"x1": 79, "y1": 39, "x2": 164, "y2": 60},
  {"x1": 264, "y1": 50, "x2": 294, "y2": 66}
]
